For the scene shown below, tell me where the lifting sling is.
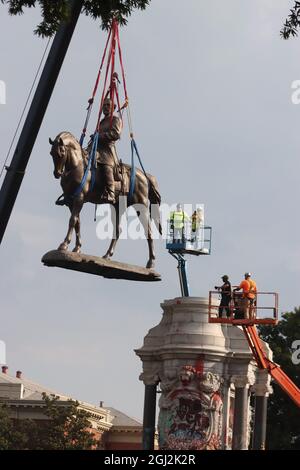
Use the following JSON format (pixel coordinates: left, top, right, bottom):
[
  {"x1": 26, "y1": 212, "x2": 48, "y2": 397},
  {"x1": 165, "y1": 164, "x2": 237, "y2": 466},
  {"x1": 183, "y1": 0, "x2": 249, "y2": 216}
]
[{"x1": 74, "y1": 18, "x2": 148, "y2": 204}]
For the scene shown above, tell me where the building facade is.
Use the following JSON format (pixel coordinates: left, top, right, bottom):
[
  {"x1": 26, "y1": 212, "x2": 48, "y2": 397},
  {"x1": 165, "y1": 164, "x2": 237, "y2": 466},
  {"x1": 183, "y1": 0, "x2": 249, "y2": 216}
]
[{"x1": 0, "y1": 367, "x2": 142, "y2": 450}]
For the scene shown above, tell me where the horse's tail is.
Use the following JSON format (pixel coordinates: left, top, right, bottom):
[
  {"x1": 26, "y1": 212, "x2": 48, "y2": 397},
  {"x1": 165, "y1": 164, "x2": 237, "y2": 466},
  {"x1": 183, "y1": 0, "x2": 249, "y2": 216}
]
[{"x1": 147, "y1": 174, "x2": 162, "y2": 236}]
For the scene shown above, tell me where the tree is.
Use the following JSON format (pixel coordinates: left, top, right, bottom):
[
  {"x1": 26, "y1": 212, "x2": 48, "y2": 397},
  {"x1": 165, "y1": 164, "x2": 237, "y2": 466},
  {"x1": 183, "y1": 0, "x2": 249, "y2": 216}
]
[
  {"x1": 35, "y1": 393, "x2": 99, "y2": 450},
  {"x1": 0, "y1": 403, "x2": 17, "y2": 450},
  {"x1": 281, "y1": 1, "x2": 300, "y2": 39},
  {"x1": 0, "y1": 0, "x2": 150, "y2": 36},
  {"x1": 0, "y1": 394, "x2": 100, "y2": 450},
  {"x1": 259, "y1": 308, "x2": 300, "y2": 449},
  {"x1": 0, "y1": 403, "x2": 38, "y2": 450}
]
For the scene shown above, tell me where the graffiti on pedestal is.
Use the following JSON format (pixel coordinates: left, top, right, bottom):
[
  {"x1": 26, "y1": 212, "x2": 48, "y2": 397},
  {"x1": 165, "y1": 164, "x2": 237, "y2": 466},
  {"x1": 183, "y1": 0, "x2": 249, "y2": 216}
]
[{"x1": 158, "y1": 366, "x2": 223, "y2": 450}]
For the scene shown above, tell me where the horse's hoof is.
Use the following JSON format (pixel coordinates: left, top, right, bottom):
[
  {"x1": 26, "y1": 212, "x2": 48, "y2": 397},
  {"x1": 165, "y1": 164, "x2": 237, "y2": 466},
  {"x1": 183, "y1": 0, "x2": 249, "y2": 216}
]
[
  {"x1": 103, "y1": 253, "x2": 112, "y2": 259},
  {"x1": 72, "y1": 247, "x2": 81, "y2": 254},
  {"x1": 58, "y1": 243, "x2": 68, "y2": 251},
  {"x1": 146, "y1": 260, "x2": 155, "y2": 269}
]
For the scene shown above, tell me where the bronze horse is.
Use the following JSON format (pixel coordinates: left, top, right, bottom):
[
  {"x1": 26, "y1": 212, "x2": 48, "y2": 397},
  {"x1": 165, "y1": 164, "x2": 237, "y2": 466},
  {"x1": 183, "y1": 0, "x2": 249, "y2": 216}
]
[{"x1": 49, "y1": 132, "x2": 161, "y2": 269}]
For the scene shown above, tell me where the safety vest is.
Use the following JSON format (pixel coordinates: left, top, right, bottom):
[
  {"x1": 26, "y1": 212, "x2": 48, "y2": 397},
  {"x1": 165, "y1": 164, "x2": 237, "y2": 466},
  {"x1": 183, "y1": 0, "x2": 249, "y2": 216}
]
[
  {"x1": 239, "y1": 279, "x2": 257, "y2": 299},
  {"x1": 170, "y1": 211, "x2": 189, "y2": 229},
  {"x1": 248, "y1": 279, "x2": 257, "y2": 299}
]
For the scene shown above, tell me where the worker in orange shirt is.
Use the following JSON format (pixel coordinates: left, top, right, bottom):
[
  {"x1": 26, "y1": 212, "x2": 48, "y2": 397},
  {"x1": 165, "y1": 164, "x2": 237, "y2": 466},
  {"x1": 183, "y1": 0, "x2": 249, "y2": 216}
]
[{"x1": 233, "y1": 273, "x2": 257, "y2": 319}]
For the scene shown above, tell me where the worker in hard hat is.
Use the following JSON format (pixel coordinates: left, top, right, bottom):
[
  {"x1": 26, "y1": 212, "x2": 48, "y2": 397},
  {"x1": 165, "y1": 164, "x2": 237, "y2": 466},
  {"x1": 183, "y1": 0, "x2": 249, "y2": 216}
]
[
  {"x1": 215, "y1": 275, "x2": 232, "y2": 318},
  {"x1": 169, "y1": 204, "x2": 189, "y2": 243},
  {"x1": 191, "y1": 207, "x2": 204, "y2": 245},
  {"x1": 234, "y1": 273, "x2": 257, "y2": 319}
]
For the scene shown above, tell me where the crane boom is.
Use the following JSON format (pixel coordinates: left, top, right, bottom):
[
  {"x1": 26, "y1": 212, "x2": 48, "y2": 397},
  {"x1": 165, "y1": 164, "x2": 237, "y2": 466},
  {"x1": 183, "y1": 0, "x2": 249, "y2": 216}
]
[
  {"x1": 242, "y1": 325, "x2": 300, "y2": 407},
  {"x1": 0, "y1": 0, "x2": 83, "y2": 246}
]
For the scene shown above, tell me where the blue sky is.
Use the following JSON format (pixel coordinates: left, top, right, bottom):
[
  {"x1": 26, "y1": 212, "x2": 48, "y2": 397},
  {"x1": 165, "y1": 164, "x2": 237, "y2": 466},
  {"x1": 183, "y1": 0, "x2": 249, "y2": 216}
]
[{"x1": 1, "y1": 0, "x2": 300, "y2": 420}]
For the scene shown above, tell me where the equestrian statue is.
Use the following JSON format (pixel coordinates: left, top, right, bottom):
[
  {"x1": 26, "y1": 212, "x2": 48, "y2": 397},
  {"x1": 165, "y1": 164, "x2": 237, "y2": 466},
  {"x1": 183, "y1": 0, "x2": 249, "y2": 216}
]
[{"x1": 49, "y1": 97, "x2": 161, "y2": 270}]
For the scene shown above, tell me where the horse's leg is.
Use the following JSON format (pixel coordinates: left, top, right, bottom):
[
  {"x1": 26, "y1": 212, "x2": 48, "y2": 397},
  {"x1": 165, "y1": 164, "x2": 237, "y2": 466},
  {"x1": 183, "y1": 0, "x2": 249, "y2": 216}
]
[
  {"x1": 65, "y1": 204, "x2": 82, "y2": 253},
  {"x1": 139, "y1": 205, "x2": 155, "y2": 269},
  {"x1": 103, "y1": 204, "x2": 121, "y2": 259},
  {"x1": 73, "y1": 215, "x2": 82, "y2": 253},
  {"x1": 58, "y1": 196, "x2": 84, "y2": 251},
  {"x1": 146, "y1": 223, "x2": 155, "y2": 269}
]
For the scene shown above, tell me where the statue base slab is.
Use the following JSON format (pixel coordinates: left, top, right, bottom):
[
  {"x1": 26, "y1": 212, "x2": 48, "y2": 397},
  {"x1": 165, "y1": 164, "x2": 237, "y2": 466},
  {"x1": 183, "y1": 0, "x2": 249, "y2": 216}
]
[{"x1": 42, "y1": 250, "x2": 161, "y2": 282}]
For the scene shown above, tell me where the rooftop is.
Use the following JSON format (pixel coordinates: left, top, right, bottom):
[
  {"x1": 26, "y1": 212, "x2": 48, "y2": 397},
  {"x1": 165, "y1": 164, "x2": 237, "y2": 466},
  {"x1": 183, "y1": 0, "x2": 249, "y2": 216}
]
[
  {"x1": 0, "y1": 369, "x2": 141, "y2": 429},
  {"x1": 105, "y1": 407, "x2": 142, "y2": 427}
]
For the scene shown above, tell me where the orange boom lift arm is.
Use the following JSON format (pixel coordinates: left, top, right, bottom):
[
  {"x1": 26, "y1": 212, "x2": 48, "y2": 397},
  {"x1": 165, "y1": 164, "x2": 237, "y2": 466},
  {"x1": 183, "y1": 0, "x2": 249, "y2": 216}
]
[{"x1": 243, "y1": 325, "x2": 300, "y2": 407}]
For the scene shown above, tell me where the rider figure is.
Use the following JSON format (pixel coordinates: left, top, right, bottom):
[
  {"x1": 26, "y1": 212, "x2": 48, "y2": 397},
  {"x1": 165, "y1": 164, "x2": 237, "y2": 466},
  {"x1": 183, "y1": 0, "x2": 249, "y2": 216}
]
[{"x1": 97, "y1": 96, "x2": 122, "y2": 204}]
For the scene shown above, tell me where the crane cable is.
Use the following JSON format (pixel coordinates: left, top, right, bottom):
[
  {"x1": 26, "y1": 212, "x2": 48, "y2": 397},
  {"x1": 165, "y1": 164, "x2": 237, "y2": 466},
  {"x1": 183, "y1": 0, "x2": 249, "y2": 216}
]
[
  {"x1": 79, "y1": 26, "x2": 112, "y2": 146},
  {"x1": 0, "y1": 37, "x2": 52, "y2": 180},
  {"x1": 77, "y1": 19, "x2": 148, "y2": 206}
]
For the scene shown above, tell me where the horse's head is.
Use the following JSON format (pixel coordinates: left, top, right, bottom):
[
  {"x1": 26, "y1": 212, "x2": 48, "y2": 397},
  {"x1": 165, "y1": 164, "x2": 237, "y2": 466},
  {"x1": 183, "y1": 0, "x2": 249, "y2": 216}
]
[
  {"x1": 49, "y1": 135, "x2": 68, "y2": 179},
  {"x1": 49, "y1": 132, "x2": 81, "y2": 179}
]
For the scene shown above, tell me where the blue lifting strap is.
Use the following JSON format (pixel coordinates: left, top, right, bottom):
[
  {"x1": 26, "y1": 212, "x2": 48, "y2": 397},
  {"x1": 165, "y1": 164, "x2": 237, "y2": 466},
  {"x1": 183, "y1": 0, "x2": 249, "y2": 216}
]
[
  {"x1": 72, "y1": 132, "x2": 99, "y2": 198},
  {"x1": 129, "y1": 139, "x2": 136, "y2": 202},
  {"x1": 129, "y1": 138, "x2": 148, "y2": 202}
]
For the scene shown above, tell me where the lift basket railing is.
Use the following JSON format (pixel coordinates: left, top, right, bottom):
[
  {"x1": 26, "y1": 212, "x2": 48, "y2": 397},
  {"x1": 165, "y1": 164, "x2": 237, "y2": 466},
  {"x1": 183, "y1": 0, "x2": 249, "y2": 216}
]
[{"x1": 208, "y1": 289, "x2": 278, "y2": 325}]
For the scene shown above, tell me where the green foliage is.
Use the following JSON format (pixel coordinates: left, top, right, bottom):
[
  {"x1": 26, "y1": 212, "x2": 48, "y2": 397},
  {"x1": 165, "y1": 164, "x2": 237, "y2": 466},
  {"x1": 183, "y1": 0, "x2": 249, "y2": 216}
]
[
  {"x1": 3, "y1": 1, "x2": 299, "y2": 40},
  {"x1": 0, "y1": 0, "x2": 150, "y2": 36},
  {"x1": 281, "y1": 1, "x2": 300, "y2": 39},
  {"x1": 259, "y1": 308, "x2": 300, "y2": 449},
  {"x1": 0, "y1": 403, "x2": 39, "y2": 450},
  {"x1": 0, "y1": 403, "x2": 15, "y2": 449},
  {"x1": 35, "y1": 393, "x2": 98, "y2": 450},
  {"x1": 0, "y1": 394, "x2": 99, "y2": 450}
]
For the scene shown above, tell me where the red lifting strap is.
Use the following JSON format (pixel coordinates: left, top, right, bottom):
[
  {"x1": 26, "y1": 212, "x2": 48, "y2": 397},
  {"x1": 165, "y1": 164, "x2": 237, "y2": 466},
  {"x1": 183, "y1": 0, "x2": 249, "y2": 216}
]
[
  {"x1": 81, "y1": 18, "x2": 129, "y2": 141},
  {"x1": 116, "y1": 25, "x2": 128, "y2": 102},
  {"x1": 92, "y1": 26, "x2": 112, "y2": 100},
  {"x1": 96, "y1": 18, "x2": 121, "y2": 131}
]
